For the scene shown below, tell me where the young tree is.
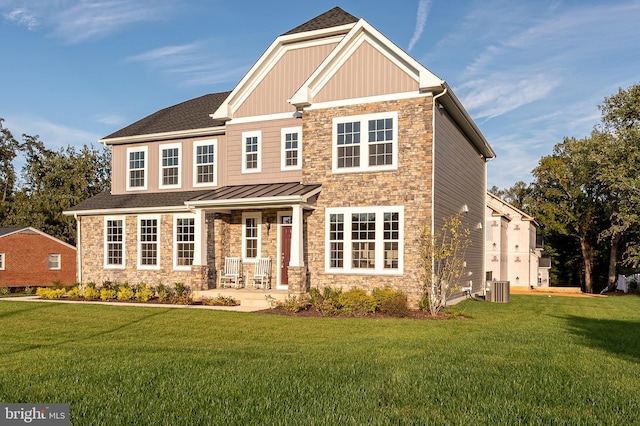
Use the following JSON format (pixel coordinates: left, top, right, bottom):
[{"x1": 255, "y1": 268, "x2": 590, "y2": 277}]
[{"x1": 419, "y1": 213, "x2": 471, "y2": 315}]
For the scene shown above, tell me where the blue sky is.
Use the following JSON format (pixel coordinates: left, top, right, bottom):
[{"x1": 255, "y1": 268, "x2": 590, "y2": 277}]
[{"x1": 1, "y1": 0, "x2": 638, "y2": 189}]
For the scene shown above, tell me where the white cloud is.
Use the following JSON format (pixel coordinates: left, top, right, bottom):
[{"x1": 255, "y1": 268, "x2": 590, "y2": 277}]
[
  {"x1": 3, "y1": 7, "x2": 38, "y2": 30},
  {"x1": 407, "y1": 0, "x2": 432, "y2": 52}
]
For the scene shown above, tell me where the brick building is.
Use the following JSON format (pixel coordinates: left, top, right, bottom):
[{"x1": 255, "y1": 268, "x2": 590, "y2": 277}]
[
  {"x1": 65, "y1": 7, "x2": 495, "y2": 304},
  {"x1": 0, "y1": 227, "x2": 77, "y2": 287}
]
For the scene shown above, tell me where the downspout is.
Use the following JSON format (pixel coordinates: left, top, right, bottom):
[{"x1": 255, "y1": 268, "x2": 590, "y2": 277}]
[{"x1": 74, "y1": 214, "x2": 82, "y2": 285}]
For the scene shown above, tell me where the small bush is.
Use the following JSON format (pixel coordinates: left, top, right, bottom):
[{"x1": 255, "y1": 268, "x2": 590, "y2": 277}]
[
  {"x1": 135, "y1": 283, "x2": 154, "y2": 302},
  {"x1": 36, "y1": 288, "x2": 66, "y2": 299},
  {"x1": 202, "y1": 295, "x2": 238, "y2": 306},
  {"x1": 83, "y1": 286, "x2": 99, "y2": 300},
  {"x1": 0, "y1": 287, "x2": 11, "y2": 296},
  {"x1": 373, "y1": 286, "x2": 409, "y2": 317},
  {"x1": 23, "y1": 286, "x2": 33, "y2": 295},
  {"x1": 100, "y1": 288, "x2": 116, "y2": 301},
  {"x1": 67, "y1": 286, "x2": 81, "y2": 300},
  {"x1": 156, "y1": 283, "x2": 170, "y2": 302},
  {"x1": 174, "y1": 282, "x2": 186, "y2": 298},
  {"x1": 309, "y1": 287, "x2": 343, "y2": 315},
  {"x1": 337, "y1": 288, "x2": 376, "y2": 317},
  {"x1": 52, "y1": 280, "x2": 65, "y2": 290},
  {"x1": 276, "y1": 295, "x2": 311, "y2": 313},
  {"x1": 116, "y1": 284, "x2": 134, "y2": 301}
]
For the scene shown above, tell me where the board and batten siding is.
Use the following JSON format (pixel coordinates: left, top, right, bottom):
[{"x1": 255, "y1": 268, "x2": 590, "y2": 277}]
[
  {"x1": 433, "y1": 107, "x2": 487, "y2": 295},
  {"x1": 234, "y1": 43, "x2": 338, "y2": 118}
]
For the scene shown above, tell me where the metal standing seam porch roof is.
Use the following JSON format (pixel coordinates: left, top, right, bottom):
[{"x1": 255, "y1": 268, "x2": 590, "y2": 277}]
[{"x1": 64, "y1": 182, "x2": 322, "y2": 216}]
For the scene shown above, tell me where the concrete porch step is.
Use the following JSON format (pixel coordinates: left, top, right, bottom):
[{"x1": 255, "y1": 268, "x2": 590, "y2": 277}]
[{"x1": 193, "y1": 288, "x2": 289, "y2": 311}]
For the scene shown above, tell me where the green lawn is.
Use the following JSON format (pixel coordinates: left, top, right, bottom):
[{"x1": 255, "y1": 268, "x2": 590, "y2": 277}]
[{"x1": 1, "y1": 295, "x2": 639, "y2": 425}]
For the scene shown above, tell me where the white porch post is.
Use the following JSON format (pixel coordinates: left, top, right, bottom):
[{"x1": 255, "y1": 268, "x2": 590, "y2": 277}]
[
  {"x1": 193, "y1": 208, "x2": 206, "y2": 266},
  {"x1": 290, "y1": 204, "x2": 304, "y2": 267}
]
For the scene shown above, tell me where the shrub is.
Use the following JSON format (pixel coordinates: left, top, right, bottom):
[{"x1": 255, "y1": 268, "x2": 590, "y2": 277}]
[
  {"x1": 52, "y1": 280, "x2": 65, "y2": 290},
  {"x1": 100, "y1": 288, "x2": 116, "y2": 301},
  {"x1": 373, "y1": 286, "x2": 409, "y2": 317},
  {"x1": 156, "y1": 283, "x2": 170, "y2": 302},
  {"x1": 83, "y1": 286, "x2": 99, "y2": 300},
  {"x1": 174, "y1": 282, "x2": 186, "y2": 298},
  {"x1": 36, "y1": 287, "x2": 50, "y2": 298},
  {"x1": 171, "y1": 283, "x2": 192, "y2": 305},
  {"x1": 135, "y1": 283, "x2": 154, "y2": 302},
  {"x1": 202, "y1": 295, "x2": 238, "y2": 306},
  {"x1": 276, "y1": 295, "x2": 311, "y2": 313},
  {"x1": 337, "y1": 288, "x2": 376, "y2": 317},
  {"x1": 23, "y1": 286, "x2": 33, "y2": 295},
  {"x1": 67, "y1": 286, "x2": 82, "y2": 300},
  {"x1": 0, "y1": 287, "x2": 10, "y2": 296},
  {"x1": 36, "y1": 288, "x2": 66, "y2": 299},
  {"x1": 309, "y1": 287, "x2": 343, "y2": 315},
  {"x1": 116, "y1": 284, "x2": 134, "y2": 301}
]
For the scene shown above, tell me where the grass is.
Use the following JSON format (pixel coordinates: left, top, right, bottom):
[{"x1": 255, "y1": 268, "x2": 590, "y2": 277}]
[{"x1": 1, "y1": 295, "x2": 639, "y2": 425}]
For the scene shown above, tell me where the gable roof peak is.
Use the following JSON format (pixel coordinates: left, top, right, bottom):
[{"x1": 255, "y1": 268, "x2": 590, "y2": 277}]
[{"x1": 282, "y1": 7, "x2": 359, "y2": 36}]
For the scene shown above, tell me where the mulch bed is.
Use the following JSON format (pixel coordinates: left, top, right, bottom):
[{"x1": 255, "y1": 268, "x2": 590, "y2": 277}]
[{"x1": 256, "y1": 306, "x2": 463, "y2": 320}]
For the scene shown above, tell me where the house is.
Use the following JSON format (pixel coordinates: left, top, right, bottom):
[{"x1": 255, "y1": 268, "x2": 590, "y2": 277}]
[
  {"x1": 485, "y1": 192, "x2": 550, "y2": 288},
  {"x1": 65, "y1": 7, "x2": 495, "y2": 304},
  {"x1": 0, "y1": 227, "x2": 77, "y2": 287}
]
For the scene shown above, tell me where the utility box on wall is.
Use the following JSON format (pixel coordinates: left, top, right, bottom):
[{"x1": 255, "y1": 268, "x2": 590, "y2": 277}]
[{"x1": 487, "y1": 280, "x2": 510, "y2": 303}]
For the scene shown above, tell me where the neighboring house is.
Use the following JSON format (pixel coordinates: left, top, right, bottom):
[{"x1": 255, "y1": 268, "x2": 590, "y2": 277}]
[
  {"x1": 65, "y1": 7, "x2": 495, "y2": 303},
  {"x1": 485, "y1": 192, "x2": 550, "y2": 288},
  {"x1": 0, "y1": 227, "x2": 77, "y2": 287}
]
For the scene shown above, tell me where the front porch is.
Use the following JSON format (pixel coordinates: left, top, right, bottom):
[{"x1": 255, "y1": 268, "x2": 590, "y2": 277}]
[{"x1": 193, "y1": 288, "x2": 290, "y2": 311}]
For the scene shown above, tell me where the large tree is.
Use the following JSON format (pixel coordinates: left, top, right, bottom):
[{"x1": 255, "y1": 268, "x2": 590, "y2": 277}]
[{"x1": 0, "y1": 119, "x2": 20, "y2": 221}]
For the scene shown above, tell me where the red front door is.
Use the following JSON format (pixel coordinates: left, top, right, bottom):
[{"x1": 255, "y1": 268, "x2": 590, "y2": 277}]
[{"x1": 280, "y1": 225, "x2": 292, "y2": 286}]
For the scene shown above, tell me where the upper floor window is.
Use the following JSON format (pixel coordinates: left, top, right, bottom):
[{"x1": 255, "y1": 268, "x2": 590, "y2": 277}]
[
  {"x1": 332, "y1": 112, "x2": 398, "y2": 173},
  {"x1": 242, "y1": 131, "x2": 261, "y2": 173},
  {"x1": 193, "y1": 140, "x2": 217, "y2": 187},
  {"x1": 281, "y1": 127, "x2": 302, "y2": 170},
  {"x1": 104, "y1": 217, "x2": 125, "y2": 268},
  {"x1": 138, "y1": 216, "x2": 160, "y2": 269},
  {"x1": 126, "y1": 146, "x2": 148, "y2": 190},
  {"x1": 48, "y1": 254, "x2": 61, "y2": 270},
  {"x1": 159, "y1": 143, "x2": 181, "y2": 189}
]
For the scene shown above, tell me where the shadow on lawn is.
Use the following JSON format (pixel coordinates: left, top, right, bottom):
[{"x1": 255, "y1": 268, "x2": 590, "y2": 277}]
[
  {"x1": 0, "y1": 307, "x2": 172, "y2": 356},
  {"x1": 561, "y1": 315, "x2": 640, "y2": 363}
]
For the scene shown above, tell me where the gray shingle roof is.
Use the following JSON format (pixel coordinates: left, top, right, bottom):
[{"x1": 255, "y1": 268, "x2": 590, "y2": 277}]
[
  {"x1": 103, "y1": 91, "x2": 231, "y2": 140},
  {"x1": 0, "y1": 227, "x2": 27, "y2": 237},
  {"x1": 282, "y1": 7, "x2": 358, "y2": 36},
  {"x1": 66, "y1": 183, "x2": 322, "y2": 213}
]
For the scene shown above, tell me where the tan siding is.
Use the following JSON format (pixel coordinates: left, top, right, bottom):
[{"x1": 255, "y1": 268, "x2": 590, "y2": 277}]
[
  {"x1": 315, "y1": 41, "x2": 418, "y2": 103},
  {"x1": 111, "y1": 145, "x2": 126, "y2": 194},
  {"x1": 235, "y1": 43, "x2": 338, "y2": 118},
  {"x1": 433, "y1": 108, "x2": 487, "y2": 294},
  {"x1": 225, "y1": 118, "x2": 303, "y2": 185}
]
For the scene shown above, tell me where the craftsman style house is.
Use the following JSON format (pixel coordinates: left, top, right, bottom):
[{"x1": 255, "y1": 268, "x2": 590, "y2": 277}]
[
  {"x1": 485, "y1": 192, "x2": 550, "y2": 288},
  {"x1": 66, "y1": 8, "x2": 495, "y2": 302}
]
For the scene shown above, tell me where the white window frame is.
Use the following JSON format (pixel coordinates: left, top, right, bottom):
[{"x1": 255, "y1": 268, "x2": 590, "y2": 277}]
[
  {"x1": 242, "y1": 131, "x2": 262, "y2": 174},
  {"x1": 104, "y1": 216, "x2": 126, "y2": 269},
  {"x1": 126, "y1": 146, "x2": 148, "y2": 191},
  {"x1": 281, "y1": 126, "x2": 302, "y2": 171},
  {"x1": 324, "y1": 206, "x2": 404, "y2": 275},
  {"x1": 332, "y1": 111, "x2": 398, "y2": 174},
  {"x1": 0, "y1": 253, "x2": 5, "y2": 270},
  {"x1": 137, "y1": 215, "x2": 161, "y2": 270},
  {"x1": 48, "y1": 254, "x2": 61, "y2": 270},
  {"x1": 242, "y1": 212, "x2": 262, "y2": 263},
  {"x1": 159, "y1": 142, "x2": 182, "y2": 189},
  {"x1": 174, "y1": 214, "x2": 196, "y2": 271},
  {"x1": 193, "y1": 139, "x2": 217, "y2": 187}
]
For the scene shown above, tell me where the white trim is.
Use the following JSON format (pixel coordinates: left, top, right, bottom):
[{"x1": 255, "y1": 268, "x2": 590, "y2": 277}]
[
  {"x1": 0, "y1": 252, "x2": 5, "y2": 270},
  {"x1": 332, "y1": 111, "x2": 398, "y2": 174},
  {"x1": 101, "y1": 127, "x2": 225, "y2": 146},
  {"x1": 137, "y1": 215, "x2": 161, "y2": 270},
  {"x1": 173, "y1": 213, "x2": 196, "y2": 271},
  {"x1": 242, "y1": 212, "x2": 262, "y2": 263},
  {"x1": 193, "y1": 139, "x2": 218, "y2": 188},
  {"x1": 227, "y1": 111, "x2": 300, "y2": 125},
  {"x1": 304, "y1": 91, "x2": 430, "y2": 111},
  {"x1": 48, "y1": 254, "x2": 61, "y2": 270},
  {"x1": 325, "y1": 205, "x2": 404, "y2": 275},
  {"x1": 126, "y1": 146, "x2": 148, "y2": 191},
  {"x1": 103, "y1": 216, "x2": 126, "y2": 269},
  {"x1": 158, "y1": 142, "x2": 182, "y2": 190},
  {"x1": 242, "y1": 131, "x2": 262, "y2": 174},
  {"x1": 65, "y1": 205, "x2": 191, "y2": 217},
  {"x1": 281, "y1": 126, "x2": 302, "y2": 171},
  {"x1": 276, "y1": 211, "x2": 292, "y2": 290}
]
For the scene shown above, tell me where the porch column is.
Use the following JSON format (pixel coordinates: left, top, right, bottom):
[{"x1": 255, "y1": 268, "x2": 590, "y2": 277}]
[
  {"x1": 193, "y1": 208, "x2": 206, "y2": 266},
  {"x1": 290, "y1": 204, "x2": 304, "y2": 267}
]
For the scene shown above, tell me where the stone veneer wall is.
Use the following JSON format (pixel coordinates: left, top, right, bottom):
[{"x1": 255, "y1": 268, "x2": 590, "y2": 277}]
[
  {"x1": 80, "y1": 214, "x2": 198, "y2": 288},
  {"x1": 302, "y1": 96, "x2": 434, "y2": 302}
]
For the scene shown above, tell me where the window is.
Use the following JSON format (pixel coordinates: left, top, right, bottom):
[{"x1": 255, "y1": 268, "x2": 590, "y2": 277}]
[
  {"x1": 126, "y1": 146, "x2": 148, "y2": 190},
  {"x1": 48, "y1": 254, "x2": 61, "y2": 270},
  {"x1": 104, "y1": 217, "x2": 125, "y2": 268},
  {"x1": 281, "y1": 127, "x2": 302, "y2": 170},
  {"x1": 325, "y1": 206, "x2": 403, "y2": 274},
  {"x1": 332, "y1": 112, "x2": 398, "y2": 173},
  {"x1": 242, "y1": 212, "x2": 261, "y2": 261},
  {"x1": 159, "y1": 143, "x2": 181, "y2": 188},
  {"x1": 0, "y1": 253, "x2": 4, "y2": 270},
  {"x1": 242, "y1": 131, "x2": 261, "y2": 173},
  {"x1": 193, "y1": 140, "x2": 217, "y2": 187},
  {"x1": 138, "y1": 216, "x2": 160, "y2": 269},
  {"x1": 175, "y1": 216, "x2": 195, "y2": 269}
]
